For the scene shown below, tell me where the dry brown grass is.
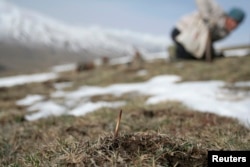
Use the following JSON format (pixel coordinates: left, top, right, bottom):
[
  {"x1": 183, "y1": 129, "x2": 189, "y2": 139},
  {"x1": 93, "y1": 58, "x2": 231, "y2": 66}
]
[
  {"x1": 41, "y1": 133, "x2": 208, "y2": 167},
  {"x1": 1, "y1": 56, "x2": 250, "y2": 166}
]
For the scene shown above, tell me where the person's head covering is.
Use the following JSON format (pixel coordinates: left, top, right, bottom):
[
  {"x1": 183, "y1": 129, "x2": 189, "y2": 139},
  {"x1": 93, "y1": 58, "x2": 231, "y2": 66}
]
[{"x1": 228, "y1": 8, "x2": 245, "y2": 23}]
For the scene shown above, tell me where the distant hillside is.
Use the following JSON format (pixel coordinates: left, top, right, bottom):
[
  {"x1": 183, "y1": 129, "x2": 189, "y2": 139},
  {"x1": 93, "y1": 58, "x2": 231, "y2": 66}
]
[
  {"x1": 0, "y1": 41, "x2": 92, "y2": 75},
  {"x1": 0, "y1": 1, "x2": 169, "y2": 58},
  {"x1": 0, "y1": 0, "x2": 170, "y2": 75}
]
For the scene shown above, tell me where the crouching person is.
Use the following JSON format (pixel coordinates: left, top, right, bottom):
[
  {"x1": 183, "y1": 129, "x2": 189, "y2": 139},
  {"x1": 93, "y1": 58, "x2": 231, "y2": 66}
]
[{"x1": 171, "y1": 0, "x2": 245, "y2": 61}]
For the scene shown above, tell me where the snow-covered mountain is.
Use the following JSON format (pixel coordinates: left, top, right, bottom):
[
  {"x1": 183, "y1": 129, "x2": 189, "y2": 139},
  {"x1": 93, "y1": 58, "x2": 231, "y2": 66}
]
[{"x1": 0, "y1": 0, "x2": 170, "y2": 57}]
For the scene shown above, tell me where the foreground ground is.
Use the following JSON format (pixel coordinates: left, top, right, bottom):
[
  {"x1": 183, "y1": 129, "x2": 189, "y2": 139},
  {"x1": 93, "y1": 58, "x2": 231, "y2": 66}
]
[{"x1": 1, "y1": 56, "x2": 250, "y2": 166}]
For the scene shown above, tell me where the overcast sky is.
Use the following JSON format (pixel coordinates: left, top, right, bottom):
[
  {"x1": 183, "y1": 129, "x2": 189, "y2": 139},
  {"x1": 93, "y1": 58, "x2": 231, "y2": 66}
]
[{"x1": 9, "y1": 0, "x2": 250, "y2": 47}]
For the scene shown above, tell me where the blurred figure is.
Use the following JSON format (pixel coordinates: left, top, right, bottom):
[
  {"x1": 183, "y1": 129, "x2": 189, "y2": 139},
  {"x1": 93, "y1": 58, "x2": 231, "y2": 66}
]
[{"x1": 171, "y1": 0, "x2": 245, "y2": 61}]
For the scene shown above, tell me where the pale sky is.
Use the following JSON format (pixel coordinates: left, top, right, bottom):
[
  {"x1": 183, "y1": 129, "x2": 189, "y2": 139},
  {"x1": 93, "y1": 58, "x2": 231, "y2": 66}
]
[{"x1": 9, "y1": 0, "x2": 250, "y2": 47}]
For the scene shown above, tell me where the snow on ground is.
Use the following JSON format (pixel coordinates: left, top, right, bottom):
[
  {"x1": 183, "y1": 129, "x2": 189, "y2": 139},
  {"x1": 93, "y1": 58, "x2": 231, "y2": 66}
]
[
  {"x1": 0, "y1": 46, "x2": 248, "y2": 88},
  {"x1": 142, "y1": 51, "x2": 168, "y2": 61},
  {"x1": 0, "y1": 73, "x2": 58, "y2": 88},
  {"x1": 25, "y1": 101, "x2": 66, "y2": 121},
  {"x1": 136, "y1": 70, "x2": 148, "y2": 76},
  {"x1": 53, "y1": 82, "x2": 73, "y2": 90},
  {"x1": 16, "y1": 95, "x2": 44, "y2": 106},
  {"x1": 234, "y1": 81, "x2": 250, "y2": 87},
  {"x1": 16, "y1": 74, "x2": 250, "y2": 128},
  {"x1": 51, "y1": 64, "x2": 77, "y2": 73},
  {"x1": 0, "y1": 65, "x2": 73, "y2": 88},
  {"x1": 24, "y1": 100, "x2": 125, "y2": 121},
  {"x1": 224, "y1": 48, "x2": 250, "y2": 57},
  {"x1": 109, "y1": 56, "x2": 133, "y2": 65},
  {"x1": 68, "y1": 101, "x2": 126, "y2": 117}
]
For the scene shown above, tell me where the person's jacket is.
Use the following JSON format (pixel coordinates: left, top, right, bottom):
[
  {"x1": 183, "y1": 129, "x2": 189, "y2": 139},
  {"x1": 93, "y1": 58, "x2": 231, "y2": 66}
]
[{"x1": 175, "y1": 0, "x2": 230, "y2": 58}]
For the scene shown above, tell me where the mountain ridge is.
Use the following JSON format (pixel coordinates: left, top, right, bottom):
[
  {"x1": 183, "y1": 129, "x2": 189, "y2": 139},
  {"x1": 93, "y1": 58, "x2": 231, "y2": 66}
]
[{"x1": 0, "y1": 0, "x2": 169, "y2": 56}]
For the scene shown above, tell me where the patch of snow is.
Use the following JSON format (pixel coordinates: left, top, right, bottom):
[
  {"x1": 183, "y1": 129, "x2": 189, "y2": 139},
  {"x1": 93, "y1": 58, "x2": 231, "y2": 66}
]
[
  {"x1": 65, "y1": 75, "x2": 250, "y2": 127},
  {"x1": 137, "y1": 70, "x2": 148, "y2": 76},
  {"x1": 54, "y1": 82, "x2": 73, "y2": 90},
  {"x1": 16, "y1": 95, "x2": 44, "y2": 106},
  {"x1": 0, "y1": 73, "x2": 58, "y2": 88},
  {"x1": 234, "y1": 81, "x2": 250, "y2": 87},
  {"x1": 18, "y1": 74, "x2": 250, "y2": 127},
  {"x1": 25, "y1": 101, "x2": 66, "y2": 121},
  {"x1": 93, "y1": 58, "x2": 103, "y2": 66},
  {"x1": 144, "y1": 81, "x2": 250, "y2": 126},
  {"x1": 66, "y1": 86, "x2": 112, "y2": 99},
  {"x1": 51, "y1": 64, "x2": 76, "y2": 73},
  {"x1": 142, "y1": 51, "x2": 169, "y2": 61},
  {"x1": 69, "y1": 101, "x2": 126, "y2": 116},
  {"x1": 24, "y1": 100, "x2": 125, "y2": 121},
  {"x1": 66, "y1": 75, "x2": 181, "y2": 100},
  {"x1": 224, "y1": 48, "x2": 250, "y2": 57},
  {"x1": 108, "y1": 51, "x2": 168, "y2": 66},
  {"x1": 216, "y1": 89, "x2": 249, "y2": 101},
  {"x1": 109, "y1": 56, "x2": 133, "y2": 65}
]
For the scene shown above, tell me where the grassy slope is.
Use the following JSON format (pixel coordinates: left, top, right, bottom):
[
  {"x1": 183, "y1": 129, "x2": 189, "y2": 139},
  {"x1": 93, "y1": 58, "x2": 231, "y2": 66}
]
[
  {"x1": 0, "y1": 42, "x2": 93, "y2": 76},
  {"x1": 0, "y1": 56, "x2": 250, "y2": 166}
]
